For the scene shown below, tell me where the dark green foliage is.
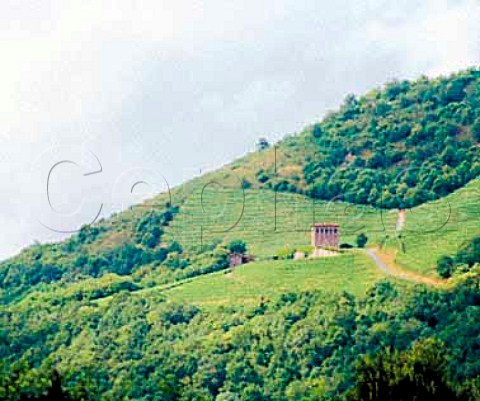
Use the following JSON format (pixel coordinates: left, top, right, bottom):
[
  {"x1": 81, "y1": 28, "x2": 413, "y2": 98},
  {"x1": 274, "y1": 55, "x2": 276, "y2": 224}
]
[
  {"x1": 28, "y1": 371, "x2": 74, "y2": 401},
  {"x1": 2, "y1": 275, "x2": 480, "y2": 400},
  {"x1": 437, "y1": 255, "x2": 455, "y2": 278},
  {"x1": 183, "y1": 252, "x2": 230, "y2": 279},
  {"x1": 271, "y1": 179, "x2": 299, "y2": 193},
  {"x1": 106, "y1": 243, "x2": 153, "y2": 275},
  {"x1": 76, "y1": 225, "x2": 106, "y2": 245},
  {"x1": 262, "y1": 69, "x2": 480, "y2": 208},
  {"x1": 164, "y1": 254, "x2": 190, "y2": 270},
  {"x1": 356, "y1": 233, "x2": 368, "y2": 248},
  {"x1": 227, "y1": 240, "x2": 247, "y2": 254},
  {"x1": 457, "y1": 237, "x2": 480, "y2": 267},
  {"x1": 348, "y1": 339, "x2": 461, "y2": 401},
  {"x1": 2, "y1": 70, "x2": 480, "y2": 401},
  {"x1": 0, "y1": 205, "x2": 180, "y2": 302},
  {"x1": 256, "y1": 170, "x2": 270, "y2": 184},
  {"x1": 0, "y1": 364, "x2": 76, "y2": 401},
  {"x1": 135, "y1": 212, "x2": 165, "y2": 248},
  {"x1": 312, "y1": 124, "x2": 323, "y2": 138},
  {"x1": 437, "y1": 237, "x2": 480, "y2": 277},
  {"x1": 256, "y1": 137, "x2": 270, "y2": 151},
  {"x1": 241, "y1": 178, "x2": 251, "y2": 189},
  {"x1": 88, "y1": 281, "x2": 141, "y2": 300},
  {"x1": 367, "y1": 280, "x2": 398, "y2": 301},
  {"x1": 169, "y1": 241, "x2": 183, "y2": 254},
  {"x1": 472, "y1": 118, "x2": 480, "y2": 142},
  {"x1": 158, "y1": 303, "x2": 200, "y2": 326}
]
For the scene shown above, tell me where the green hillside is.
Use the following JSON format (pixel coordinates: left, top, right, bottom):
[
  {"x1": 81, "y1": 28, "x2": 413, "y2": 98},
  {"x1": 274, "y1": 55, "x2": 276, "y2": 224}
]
[
  {"x1": 221, "y1": 69, "x2": 480, "y2": 209},
  {"x1": 164, "y1": 178, "x2": 479, "y2": 277},
  {"x1": 165, "y1": 185, "x2": 395, "y2": 257},
  {"x1": 388, "y1": 178, "x2": 480, "y2": 276},
  {"x1": 156, "y1": 253, "x2": 383, "y2": 307},
  {"x1": 1, "y1": 70, "x2": 480, "y2": 401}
]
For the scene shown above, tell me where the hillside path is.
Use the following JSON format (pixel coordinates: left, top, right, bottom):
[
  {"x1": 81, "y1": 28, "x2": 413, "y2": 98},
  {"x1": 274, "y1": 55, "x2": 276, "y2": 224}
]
[
  {"x1": 365, "y1": 248, "x2": 392, "y2": 276},
  {"x1": 365, "y1": 247, "x2": 445, "y2": 287}
]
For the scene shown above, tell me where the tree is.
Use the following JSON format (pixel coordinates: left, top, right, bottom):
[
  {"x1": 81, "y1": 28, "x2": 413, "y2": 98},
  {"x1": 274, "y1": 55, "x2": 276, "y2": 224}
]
[
  {"x1": 216, "y1": 391, "x2": 240, "y2": 401},
  {"x1": 473, "y1": 118, "x2": 480, "y2": 142},
  {"x1": 456, "y1": 237, "x2": 480, "y2": 267},
  {"x1": 349, "y1": 339, "x2": 462, "y2": 401},
  {"x1": 437, "y1": 255, "x2": 455, "y2": 278},
  {"x1": 227, "y1": 240, "x2": 247, "y2": 254},
  {"x1": 256, "y1": 138, "x2": 270, "y2": 151},
  {"x1": 312, "y1": 124, "x2": 323, "y2": 138},
  {"x1": 241, "y1": 178, "x2": 252, "y2": 189},
  {"x1": 356, "y1": 233, "x2": 368, "y2": 248}
]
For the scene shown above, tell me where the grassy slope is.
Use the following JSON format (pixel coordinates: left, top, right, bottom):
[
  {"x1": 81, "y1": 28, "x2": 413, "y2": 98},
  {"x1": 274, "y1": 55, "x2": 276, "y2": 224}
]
[
  {"x1": 387, "y1": 178, "x2": 480, "y2": 276},
  {"x1": 164, "y1": 252, "x2": 385, "y2": 308},
  {"x1": 165, "y1": 184, "x2": 397, "y2": 257},
  {"x1": 165, "y1": 176, "x2": 479, "y2": 277},
  {"x1": 8, "y1": 178, "x2": 477, "y2": 314},
  {"x1": 2, "y1": 70, "x2": 479, "y2": 304}
]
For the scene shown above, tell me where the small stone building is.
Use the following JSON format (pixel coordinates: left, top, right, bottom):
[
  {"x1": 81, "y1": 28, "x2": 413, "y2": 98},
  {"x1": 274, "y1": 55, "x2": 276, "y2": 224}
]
[
  {"x1": 229, "y1": 253, "x2": 255, "y2": 267},
  {"x1": 311, "y1": 223, "x2": 340, "y2": 249}
]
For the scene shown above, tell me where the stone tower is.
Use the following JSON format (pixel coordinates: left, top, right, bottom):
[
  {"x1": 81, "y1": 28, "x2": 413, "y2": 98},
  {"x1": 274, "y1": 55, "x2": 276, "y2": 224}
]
[{"x1": 311, "y1": 223, "x2": 340, "y2": 249}]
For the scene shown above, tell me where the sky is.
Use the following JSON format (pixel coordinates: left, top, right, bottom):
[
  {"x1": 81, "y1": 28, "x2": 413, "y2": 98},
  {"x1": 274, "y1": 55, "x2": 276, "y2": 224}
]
[{"x1": 0, "y1": 0, "x2": 479, "y2": 259}]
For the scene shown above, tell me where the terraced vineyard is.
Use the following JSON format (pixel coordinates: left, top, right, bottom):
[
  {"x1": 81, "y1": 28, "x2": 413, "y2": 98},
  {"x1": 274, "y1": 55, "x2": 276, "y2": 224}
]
[
  {"x1": 165, "y1": 184, "x2": 397, "y2": 257},
  {"x1": 386, "y1": 178, "x2": 480, "y2": 276},
  {"x1": 165, "y1": 178, "x2": 480, "y2": 278}
]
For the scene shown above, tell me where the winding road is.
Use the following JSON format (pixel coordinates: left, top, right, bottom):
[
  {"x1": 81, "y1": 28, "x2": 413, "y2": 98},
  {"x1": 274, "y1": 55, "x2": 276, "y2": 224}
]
[{"x1": 365, "y1": 247, "x2": 444, "y2": 287}]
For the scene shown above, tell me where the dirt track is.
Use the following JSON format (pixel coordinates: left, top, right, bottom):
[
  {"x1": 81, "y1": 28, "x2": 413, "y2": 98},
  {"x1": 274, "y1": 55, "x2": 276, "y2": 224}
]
[{"x1": 365, "y1": 247, "x2": 445, "y2": 287}]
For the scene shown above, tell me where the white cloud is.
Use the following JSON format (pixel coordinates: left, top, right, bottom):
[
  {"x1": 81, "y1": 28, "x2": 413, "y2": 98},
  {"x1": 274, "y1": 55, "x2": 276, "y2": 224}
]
[{"x1": 363, "y1": 0, "x2": 480, "y2": 76}]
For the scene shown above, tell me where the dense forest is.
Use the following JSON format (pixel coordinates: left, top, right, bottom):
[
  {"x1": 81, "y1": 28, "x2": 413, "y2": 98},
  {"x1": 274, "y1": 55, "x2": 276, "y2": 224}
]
[
  {"x1": 254, "y1": 69, "x2": 480, "y2": 208},
  {"x1": 2, "y1": 277, "x2": 480, "y2": 400},
  {"x1": 437, "y1": 236, "x2": 480, "y2": 278},
  {"x1": 1, "y1": 69, "x2": 480, "y2": 400}
]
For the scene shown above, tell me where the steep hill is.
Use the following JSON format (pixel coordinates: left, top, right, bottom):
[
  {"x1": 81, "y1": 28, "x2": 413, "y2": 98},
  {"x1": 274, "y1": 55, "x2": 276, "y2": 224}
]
[
  {"x1": 221, "y1": 68, "x2": 480, "y2": 208},
  {"x1": 1, "y1": 69, "x2": 480, "y2": 401}
]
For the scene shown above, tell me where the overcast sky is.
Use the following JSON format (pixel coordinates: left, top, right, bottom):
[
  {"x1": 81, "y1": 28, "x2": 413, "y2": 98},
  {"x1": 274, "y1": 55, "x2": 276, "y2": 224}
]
[{"x1": 0, "y1": 0, "x2": 479, "y2": 259}]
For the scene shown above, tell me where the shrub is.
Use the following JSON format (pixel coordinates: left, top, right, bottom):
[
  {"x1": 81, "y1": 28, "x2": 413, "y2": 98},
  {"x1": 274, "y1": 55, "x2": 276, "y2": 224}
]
[
  {"x1": 456, "y1": 237, "x2": 480, "y2": 267},
  {"x1": 350, "y1": 339, "x2": 461, "y2": 401},
  {"x1": 356, "y1": 233, "x2": 368, "y2": 248},
  {"x1": 277, "y1": 247, "x2": 294, "y2": 260},
  {"x1": 256, "y1": 137, "x2": 270, "y2": 151},
  {"x1": 437, "y1": 255, "x2": 455, "y2": 278},
  {"x1": 241, "y1": 178, "x2": 252, "y2": 189},
  {"x1": 473, "y1": 118, "x2": 480, "y2": 142},
  {"x1": 312, "y1": 124, "x2": 323, "y2": 138},
  {"x1": 227, "y1": 240, "x2": 247, "y2": 254},
  {"x1": 256, "y1": 171, "x2": 270, "y2": 184}
]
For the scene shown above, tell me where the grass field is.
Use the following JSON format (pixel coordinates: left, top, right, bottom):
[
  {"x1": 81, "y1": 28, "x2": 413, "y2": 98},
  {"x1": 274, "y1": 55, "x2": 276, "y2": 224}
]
[
  {"x1": 165, "y1": 185, "x2": 397, "y2": 257},
  {"x1": 165, "y1": 178, "x2": 480, "y2": 278},
  {"x1": 386, "y1": 178, "x2": 480, "y2": 276},
  {"x1": 163, "y1": 252, "x2": 386, "y2": 307}
]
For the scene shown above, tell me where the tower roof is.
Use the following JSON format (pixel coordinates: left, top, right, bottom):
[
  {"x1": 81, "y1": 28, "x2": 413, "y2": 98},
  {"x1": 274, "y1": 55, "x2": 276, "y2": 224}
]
[{"x1": 312, "y1": 223, "x2": 339, "y2": 227}]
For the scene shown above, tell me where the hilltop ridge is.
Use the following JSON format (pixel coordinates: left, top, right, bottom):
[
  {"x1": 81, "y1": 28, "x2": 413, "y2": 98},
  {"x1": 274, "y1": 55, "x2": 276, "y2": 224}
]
[{"x1": 218, "y1": 68, "x2": 480, "y2": 209}]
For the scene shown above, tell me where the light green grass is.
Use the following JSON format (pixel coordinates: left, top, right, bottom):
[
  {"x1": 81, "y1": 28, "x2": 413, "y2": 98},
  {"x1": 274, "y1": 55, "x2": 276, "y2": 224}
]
[
  {"x1": 166, "y1": 186, "x2": 397, "y2": 257},
  {"x1": 163, "y1": 252, "x2": 385, "y2": 307},
  {"x1": 386, "y1": 179, "x2": 480, "y2": 276},
  {"x1": 166, "y1": 178, "x2": 480, "y2": 278}
]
